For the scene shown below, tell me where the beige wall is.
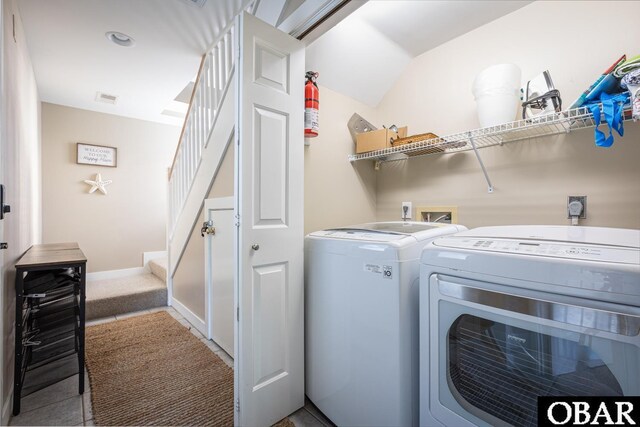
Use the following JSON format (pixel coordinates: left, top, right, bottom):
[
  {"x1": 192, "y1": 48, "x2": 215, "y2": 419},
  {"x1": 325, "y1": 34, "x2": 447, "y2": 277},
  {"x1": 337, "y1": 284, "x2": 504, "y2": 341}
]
[
  {"x1": 2, "y1": 0, "x2": 41, "y2": 419},
  {"x1": 41, "y1": 103, "x2": 180, "y2": 273},
  {"x1": 304, "y1": 85, "x2": 379, "y2": 234},
  {"x1": 172, "y1": 144, "x2": 234, "y2": 321},
  {"x1": 373, "y1": 1, "x2": 640, "y2": 229}
]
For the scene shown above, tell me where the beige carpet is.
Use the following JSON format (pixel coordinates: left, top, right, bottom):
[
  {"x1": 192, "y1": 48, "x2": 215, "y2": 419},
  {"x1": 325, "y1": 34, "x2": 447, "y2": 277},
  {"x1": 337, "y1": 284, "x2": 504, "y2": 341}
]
[
  {"x1": 86, "y1": 274, "x2": 167, "y2": 320},
  {"x1": 85, "y1": 311, "x2": 234, "y2": 426}
]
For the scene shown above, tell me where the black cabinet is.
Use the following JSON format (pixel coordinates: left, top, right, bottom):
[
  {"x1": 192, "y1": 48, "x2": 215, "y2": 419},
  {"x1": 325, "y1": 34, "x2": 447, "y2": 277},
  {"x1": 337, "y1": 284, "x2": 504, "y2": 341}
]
[{"x1": 13, "y1": 243, "x2": 87, "y2": 415}]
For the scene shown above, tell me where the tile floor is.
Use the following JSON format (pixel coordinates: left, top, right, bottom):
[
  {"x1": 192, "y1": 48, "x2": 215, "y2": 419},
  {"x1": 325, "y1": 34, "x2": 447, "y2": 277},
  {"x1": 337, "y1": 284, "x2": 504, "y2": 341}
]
[{"x1": 9, "y1": 306, "x2": 333, "y2": 427}]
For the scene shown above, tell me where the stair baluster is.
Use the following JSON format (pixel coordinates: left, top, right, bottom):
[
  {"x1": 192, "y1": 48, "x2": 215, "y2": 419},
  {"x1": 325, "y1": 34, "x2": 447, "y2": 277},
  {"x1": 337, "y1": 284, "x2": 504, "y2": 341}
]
[{"x1": 167, "y1": 24, "x2": 236, "y2": 239}]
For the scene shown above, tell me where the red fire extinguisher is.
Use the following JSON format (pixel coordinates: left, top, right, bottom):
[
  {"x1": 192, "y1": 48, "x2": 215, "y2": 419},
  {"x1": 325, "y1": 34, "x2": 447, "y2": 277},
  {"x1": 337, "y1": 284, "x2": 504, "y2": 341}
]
[{"x1": 305, "y1": 71, "x2": 319, "y2": 138}]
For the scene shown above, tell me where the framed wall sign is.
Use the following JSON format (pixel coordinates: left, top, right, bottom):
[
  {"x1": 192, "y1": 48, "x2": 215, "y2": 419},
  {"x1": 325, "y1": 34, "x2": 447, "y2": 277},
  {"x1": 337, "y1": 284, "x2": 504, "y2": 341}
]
[{"x1": 76, "y1": 143, "x2": 117, "y2": 167}]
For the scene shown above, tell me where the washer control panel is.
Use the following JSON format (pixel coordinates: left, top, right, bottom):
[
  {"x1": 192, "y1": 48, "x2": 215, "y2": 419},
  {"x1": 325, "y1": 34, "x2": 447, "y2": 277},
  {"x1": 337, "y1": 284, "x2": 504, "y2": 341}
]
[{"x1": 434, "y1": 237, "x2": 639, "y2": 264}]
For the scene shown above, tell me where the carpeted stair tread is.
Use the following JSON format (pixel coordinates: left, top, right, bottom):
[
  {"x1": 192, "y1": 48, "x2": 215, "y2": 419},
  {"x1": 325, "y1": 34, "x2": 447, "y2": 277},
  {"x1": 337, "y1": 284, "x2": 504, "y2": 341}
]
[
  {"x1": 148, "y1": 258, "x2": 167, "y2": 283},
  {"x1": 86, "y1": 274, "x2": 167, "y2": 320},
  {"x1": 87, "y1": 274, "x2": 165, "y2": 300}
]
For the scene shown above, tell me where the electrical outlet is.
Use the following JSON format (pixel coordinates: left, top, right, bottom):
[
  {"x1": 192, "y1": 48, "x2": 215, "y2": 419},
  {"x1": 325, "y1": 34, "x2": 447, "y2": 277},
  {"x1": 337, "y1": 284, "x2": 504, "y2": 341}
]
[
  {"x1": 401, "y1": 202, "x2": 412, "y2": 220},
  {"x1": 567, "y1": 196, "x2": 587, "y2": 219}
]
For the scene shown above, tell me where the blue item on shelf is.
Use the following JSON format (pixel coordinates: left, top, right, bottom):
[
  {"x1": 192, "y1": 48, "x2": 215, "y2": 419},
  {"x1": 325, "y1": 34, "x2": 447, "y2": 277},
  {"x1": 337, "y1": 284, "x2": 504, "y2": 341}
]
[{"x1": 585, "y1": 92, "x2": 629, "y2": 147}]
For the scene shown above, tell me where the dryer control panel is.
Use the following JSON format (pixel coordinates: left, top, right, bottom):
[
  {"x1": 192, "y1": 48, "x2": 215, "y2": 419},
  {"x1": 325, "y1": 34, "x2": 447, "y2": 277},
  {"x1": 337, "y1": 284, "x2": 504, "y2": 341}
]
[{"x1": 434, "y1": 237, "x2": 639, "y2": 264}]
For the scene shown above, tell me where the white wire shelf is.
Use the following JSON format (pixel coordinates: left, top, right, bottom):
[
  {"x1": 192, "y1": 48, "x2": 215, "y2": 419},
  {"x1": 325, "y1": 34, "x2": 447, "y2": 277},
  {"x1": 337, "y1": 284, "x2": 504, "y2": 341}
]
[{"x1": 348, "y1": 105, "x2": 634, "y2": 164}]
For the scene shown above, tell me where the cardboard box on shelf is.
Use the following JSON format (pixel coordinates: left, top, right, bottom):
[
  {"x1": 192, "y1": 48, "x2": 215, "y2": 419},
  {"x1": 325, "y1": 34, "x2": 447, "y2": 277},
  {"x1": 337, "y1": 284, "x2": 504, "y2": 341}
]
[{"x1": 355, "y1": 126, "x2": 407, "y2": 154}]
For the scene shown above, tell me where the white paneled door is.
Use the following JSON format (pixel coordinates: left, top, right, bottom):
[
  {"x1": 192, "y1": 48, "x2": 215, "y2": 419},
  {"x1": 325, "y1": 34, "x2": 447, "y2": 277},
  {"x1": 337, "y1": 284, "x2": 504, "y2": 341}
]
[
  {"x1": 234, "y1": 11, "x2": 304, "y2": 427},
  {"x1": 204, "y1": 197, "x2": 235, "y2": 357}
]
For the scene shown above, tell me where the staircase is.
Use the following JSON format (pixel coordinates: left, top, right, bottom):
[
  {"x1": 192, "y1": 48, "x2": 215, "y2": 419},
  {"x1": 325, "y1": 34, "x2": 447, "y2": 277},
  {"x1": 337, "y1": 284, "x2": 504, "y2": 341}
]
[
  {"x1": 86, "y1": 31, "x2": 236, "y2": 322},
  {"x1": 167, "y1": 24, "x2": 236, "y2": 281},
  {"x1": 85, "y1": 256, "x2": 168, "y2": 320}
]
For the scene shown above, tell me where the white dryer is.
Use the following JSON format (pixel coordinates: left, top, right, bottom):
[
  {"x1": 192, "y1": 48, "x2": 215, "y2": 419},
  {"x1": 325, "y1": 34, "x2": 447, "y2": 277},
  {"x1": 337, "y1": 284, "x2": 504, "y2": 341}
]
[
  {"x1": 305, "y1": 221, "x2": 467, "y2": 427},
  {"x1": 419, "y1": 225, "x2": 640, "y2": 427}
]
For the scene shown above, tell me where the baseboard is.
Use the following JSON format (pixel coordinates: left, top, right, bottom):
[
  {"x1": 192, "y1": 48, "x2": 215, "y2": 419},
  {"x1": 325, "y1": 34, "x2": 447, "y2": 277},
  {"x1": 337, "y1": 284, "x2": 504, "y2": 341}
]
[
  {"x1": 142, "y1": 250, "x2": 167, "y2": 272},
  {"x1": 167, "y1": 276, "x2": 173, "y2": 306},
  {"x1": 3, "y1": 392, "x2": 12, "y2": 426},
  {"x1": 86, "y1": 267, "x2": 146, "y2": 281},
  {"x1": 171, "y1": 297, "x2": 206, "y2": 336}
]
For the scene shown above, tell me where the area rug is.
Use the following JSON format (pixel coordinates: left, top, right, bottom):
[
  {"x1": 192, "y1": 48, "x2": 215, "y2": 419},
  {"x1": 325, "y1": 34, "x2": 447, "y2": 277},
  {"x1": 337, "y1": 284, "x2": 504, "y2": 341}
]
[
  {"x1": 85, "y1": 311, "x2": 234, "y2": 426},
  {"x1": 273, "y1": 418, "x2": 296, "y2": 427}
]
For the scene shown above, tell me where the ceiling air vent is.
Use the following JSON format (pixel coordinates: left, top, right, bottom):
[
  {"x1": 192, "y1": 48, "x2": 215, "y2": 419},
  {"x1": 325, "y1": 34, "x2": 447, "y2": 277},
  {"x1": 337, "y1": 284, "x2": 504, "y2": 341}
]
[
  {"x1": 161, "y1": 109, "x2": 186, "y2": 119},
  {"x1": 179, "y1": 0, "x2": 207, "y2": 8},
  {"x1": 95, "y1": 92, "x2": 118, "y2": 105}
]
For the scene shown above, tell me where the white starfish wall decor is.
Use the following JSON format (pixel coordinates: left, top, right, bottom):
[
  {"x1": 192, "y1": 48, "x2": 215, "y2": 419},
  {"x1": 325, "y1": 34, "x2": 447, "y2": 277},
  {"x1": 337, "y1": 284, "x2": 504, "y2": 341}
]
[{"x1": 84, "y1": 173, "x2": 112, "y2": 194}]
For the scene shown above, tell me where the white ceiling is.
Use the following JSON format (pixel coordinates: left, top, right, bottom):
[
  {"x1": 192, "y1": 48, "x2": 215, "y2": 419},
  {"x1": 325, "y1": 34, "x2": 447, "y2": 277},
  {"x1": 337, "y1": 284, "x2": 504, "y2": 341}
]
[
  {"x1": 17, "y1": 0, "x2": 533, "y2": 125},
  {"x1": 18, "y1": 0, "x2": 249, "y2": 126},
  {"x1": 306, "y1": 0, "x2": 532, "y2": 106}
]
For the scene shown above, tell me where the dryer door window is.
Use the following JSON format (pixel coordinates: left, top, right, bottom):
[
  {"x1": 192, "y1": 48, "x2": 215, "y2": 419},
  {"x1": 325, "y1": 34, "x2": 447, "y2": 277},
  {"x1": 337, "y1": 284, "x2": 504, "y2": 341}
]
[{"x1": 448, "y1": 314, "x2": 624, "y2": 426}]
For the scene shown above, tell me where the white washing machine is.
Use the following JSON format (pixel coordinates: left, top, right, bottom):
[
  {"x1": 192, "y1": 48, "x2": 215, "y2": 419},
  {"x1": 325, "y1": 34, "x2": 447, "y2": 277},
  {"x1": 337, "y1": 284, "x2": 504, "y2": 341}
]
[
  {"x1": 305, "y1": 221, "x2": 467, "y2": 427},
  {"x1": 419, "y1": 225, "x2": 640, "y2": 427}
]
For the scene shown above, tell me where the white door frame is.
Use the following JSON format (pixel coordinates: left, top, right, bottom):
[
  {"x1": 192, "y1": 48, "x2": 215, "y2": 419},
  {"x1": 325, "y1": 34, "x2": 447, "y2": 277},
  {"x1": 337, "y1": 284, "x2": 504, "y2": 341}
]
[
  {"x1": 204, "y1": 196, "x2": 234, "y2": 343},
  {"x1": 0, "y1": 1, "x2": 6, "y2": 422}
]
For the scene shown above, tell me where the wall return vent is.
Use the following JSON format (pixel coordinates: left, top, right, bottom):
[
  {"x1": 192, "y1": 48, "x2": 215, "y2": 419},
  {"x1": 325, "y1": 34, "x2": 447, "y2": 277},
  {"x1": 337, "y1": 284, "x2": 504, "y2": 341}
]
[{"x1": 95, "y1": 92, "x2": 118, "y2": 105}]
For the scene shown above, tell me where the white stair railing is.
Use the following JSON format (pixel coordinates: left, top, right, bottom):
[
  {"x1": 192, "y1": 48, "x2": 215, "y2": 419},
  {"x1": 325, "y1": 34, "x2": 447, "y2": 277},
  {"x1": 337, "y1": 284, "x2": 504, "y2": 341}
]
[{"x1": 168, "y1": 25, "x2": 235, "y2": 237}]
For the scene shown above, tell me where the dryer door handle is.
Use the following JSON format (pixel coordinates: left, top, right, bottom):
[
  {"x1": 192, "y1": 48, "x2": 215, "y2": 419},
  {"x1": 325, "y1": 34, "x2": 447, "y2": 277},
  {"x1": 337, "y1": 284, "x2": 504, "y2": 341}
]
[{"x1": 437, "y1": 278, "x2": 640, "y2": 337}]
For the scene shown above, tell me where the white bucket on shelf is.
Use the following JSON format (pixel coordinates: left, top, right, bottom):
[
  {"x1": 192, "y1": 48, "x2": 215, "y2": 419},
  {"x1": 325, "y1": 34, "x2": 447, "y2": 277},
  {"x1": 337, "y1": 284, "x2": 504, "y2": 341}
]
[{"x1": 472, "y1": 64, "x2": 521, "y2": 127}]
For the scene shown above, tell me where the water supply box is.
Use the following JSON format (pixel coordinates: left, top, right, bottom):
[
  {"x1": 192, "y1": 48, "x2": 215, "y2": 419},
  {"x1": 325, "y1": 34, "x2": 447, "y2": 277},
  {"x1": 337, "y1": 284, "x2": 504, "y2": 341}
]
[{"x1": 355, "y1": 127, "x2": 407, "y2": 154}]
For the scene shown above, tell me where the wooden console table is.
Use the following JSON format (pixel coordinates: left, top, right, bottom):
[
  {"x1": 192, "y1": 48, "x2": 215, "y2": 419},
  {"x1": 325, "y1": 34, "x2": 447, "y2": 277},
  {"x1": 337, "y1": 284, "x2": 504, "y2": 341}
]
[{"x1": 13, "y1": 243, "x2": 87, "y2": 415}]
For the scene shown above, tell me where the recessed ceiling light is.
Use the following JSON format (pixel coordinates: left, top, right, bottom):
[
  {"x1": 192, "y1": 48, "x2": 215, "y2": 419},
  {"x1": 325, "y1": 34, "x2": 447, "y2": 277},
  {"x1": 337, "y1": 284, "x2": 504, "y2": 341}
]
[{"x1": 105, "y1": 31, "x2": 135, "y2": 47}]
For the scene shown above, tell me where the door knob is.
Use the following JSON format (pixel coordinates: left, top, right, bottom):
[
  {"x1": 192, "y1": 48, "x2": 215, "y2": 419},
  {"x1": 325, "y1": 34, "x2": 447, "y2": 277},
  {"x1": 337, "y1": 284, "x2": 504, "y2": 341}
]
[
  {"x1": 251, "y1": 244, "x2": 260, "y2": 251},
  {"x1": 201, "y1": 220, "x2": 215, "y2": 237}
]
